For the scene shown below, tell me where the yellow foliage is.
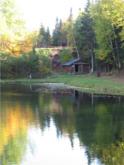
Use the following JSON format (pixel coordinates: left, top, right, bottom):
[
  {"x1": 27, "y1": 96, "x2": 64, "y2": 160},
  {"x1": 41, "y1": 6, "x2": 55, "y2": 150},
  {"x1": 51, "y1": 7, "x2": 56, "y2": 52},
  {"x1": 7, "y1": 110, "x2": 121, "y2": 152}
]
[
  {"x1": 0, "y1": 31, "x2": 38, "y2": 56},
  {"x1": 0, "y1": 102, "x2": 34, "y2": 156}
]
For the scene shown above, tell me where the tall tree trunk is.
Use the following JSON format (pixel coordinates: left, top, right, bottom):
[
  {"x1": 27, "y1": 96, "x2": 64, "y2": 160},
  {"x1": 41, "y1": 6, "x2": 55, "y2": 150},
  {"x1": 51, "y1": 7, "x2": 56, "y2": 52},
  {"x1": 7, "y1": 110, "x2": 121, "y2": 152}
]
[
  {"x1": 108, "y1": 36, "x2": 116, "y2": 69},
  {"x1": 90, "y1": 52, "x2": 94, "y2": 73},
  {"x1": 74, "y1": 38, "x2": 80, "y2": 58},
  {"x1": 90, "y1": 46, "x2": 95, "y2": 73},
  {"x1": 112, "y1": 25, "x2": 121, "y2": 70}
]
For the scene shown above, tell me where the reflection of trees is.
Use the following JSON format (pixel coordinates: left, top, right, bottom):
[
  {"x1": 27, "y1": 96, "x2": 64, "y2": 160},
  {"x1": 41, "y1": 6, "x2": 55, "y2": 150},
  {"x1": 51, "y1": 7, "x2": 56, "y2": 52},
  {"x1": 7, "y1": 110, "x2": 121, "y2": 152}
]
[
  {"x1": 38, "y1": 92, "x2": 124, "y2": 165},
  {"x1": 0, "y1": 132, "x2": 27, "y2": 165},
  {"x1": 38, "y1": 92, "x2": 77, "y2": 141},
  {"x1": 2, "y1": 86, "x2": 123, "y2": 165},
  {"x1": 0, "y1": 93, "x2": 37, "y2": 165},
  {"x1": 74, "y1": 95, "x2": 124, "y2": 165},
  {"x1": 89, "y1": 99, "x2": 124, "y2": 165}
]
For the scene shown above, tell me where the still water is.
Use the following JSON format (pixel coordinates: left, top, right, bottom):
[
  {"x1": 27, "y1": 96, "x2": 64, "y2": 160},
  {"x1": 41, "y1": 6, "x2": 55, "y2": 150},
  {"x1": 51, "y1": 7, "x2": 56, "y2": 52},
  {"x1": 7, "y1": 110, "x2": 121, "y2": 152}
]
[{"x1": 0, "y1": 84, "x2": 124, "y2": 165}]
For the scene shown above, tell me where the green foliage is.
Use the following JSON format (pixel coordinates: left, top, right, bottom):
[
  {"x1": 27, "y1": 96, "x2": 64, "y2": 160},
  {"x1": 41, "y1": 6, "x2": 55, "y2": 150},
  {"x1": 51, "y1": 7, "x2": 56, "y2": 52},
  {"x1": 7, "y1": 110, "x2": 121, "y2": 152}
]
[
  {"x1": 72, "y1": 0, "x2": 124, "y2": 71},
  {"x1": 62, "y1": 8, "x2": 75, "y2": 47},
  {"x1": 1, "y1": 0, "x2": 124, "y2": 75},
  {"x1": 51, "y1": 11, "x2": 75, "y2": 47},
  {"x1": 35, "y1": 48, "x2": 52, "y2": 57},
  {"x1": 91, "y1": 2, "x2": 113, "y2": 61},
  {"x1": 91, "y1": 0, "x2": 124, "y2": 69},
  {"x1": 37, "y1": 25, "x2": 51, "y2": 47},
  {"x1": 0, "y1": 50, "x2": 51, "y2": 79},
  {"x1": 73, "y1": 3, "x2": 95, "y2": 72},
  {"x1": 38, "y1": 54, "x2": 51, "y2": 76},
  {"x1": 74, "y1": 12, "x2": 95, "y2": 60},
  {"x1": 52, "y1": 18, "x2": 64, "y2": 46},
  {"x1": 59, "y1": 48, "x2": 73, "y2": 63}
]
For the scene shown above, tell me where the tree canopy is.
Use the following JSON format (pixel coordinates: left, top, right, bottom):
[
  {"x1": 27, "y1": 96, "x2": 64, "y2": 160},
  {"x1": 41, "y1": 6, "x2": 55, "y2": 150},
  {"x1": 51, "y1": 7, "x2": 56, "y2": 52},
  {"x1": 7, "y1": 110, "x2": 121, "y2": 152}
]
[{"x1": 0, "y1": 0, "x2": 124, "y2": 78}]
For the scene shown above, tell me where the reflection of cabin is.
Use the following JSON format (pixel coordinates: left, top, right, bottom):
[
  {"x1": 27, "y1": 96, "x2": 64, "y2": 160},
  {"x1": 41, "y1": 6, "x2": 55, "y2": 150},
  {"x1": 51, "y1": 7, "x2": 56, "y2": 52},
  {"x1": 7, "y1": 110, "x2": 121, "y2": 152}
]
[{"x1": 62, "y1": 58, "x2": 90, "y2": 74}]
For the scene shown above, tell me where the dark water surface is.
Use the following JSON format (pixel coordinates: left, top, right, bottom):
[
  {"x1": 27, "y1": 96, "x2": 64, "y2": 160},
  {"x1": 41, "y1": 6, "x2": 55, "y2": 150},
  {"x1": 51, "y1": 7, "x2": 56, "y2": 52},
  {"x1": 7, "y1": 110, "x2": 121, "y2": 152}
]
[{"x1": 0, "y1": 84, "x2": 124, "y2": 165}]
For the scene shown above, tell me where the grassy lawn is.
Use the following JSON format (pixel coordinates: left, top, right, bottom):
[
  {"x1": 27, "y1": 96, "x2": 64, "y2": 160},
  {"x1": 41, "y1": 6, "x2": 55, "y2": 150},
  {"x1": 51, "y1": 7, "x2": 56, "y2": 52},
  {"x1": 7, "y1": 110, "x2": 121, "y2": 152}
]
[{"x1": 1, "y1": 74, "x2": 124, "y2": 95}]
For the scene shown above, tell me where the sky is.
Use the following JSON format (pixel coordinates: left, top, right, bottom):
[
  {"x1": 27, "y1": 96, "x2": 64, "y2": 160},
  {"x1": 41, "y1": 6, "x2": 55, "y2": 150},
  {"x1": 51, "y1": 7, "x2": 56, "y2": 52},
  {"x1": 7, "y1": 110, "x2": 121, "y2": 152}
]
[{"x1": 16, "y1": 0, "x2": 87, "y2": 31}]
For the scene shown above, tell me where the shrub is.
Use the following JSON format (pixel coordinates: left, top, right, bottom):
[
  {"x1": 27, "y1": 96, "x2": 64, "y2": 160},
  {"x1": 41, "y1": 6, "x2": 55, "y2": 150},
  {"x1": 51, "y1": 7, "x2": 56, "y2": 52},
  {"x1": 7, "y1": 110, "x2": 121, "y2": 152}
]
[
  {"x1": 59, "y1": 48, "x2": 73, "y2": 64},
  {"x1": 0, "y1": 50, "x2": 51, "y2": 79}
]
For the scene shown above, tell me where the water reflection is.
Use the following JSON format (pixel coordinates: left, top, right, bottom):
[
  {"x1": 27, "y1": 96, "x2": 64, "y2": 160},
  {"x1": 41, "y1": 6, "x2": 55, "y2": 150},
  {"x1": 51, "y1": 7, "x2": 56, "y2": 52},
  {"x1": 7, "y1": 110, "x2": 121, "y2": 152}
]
[{"x1": 0, "y1": 84, "x2": 124, "y2": 165}]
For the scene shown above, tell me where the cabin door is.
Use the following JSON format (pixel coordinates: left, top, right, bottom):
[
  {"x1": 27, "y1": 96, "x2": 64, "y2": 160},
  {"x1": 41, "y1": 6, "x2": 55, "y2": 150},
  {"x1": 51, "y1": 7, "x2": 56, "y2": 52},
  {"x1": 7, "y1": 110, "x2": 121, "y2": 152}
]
[{"x1": 75, "y1": 64, "x2": 79, "y2": 73}]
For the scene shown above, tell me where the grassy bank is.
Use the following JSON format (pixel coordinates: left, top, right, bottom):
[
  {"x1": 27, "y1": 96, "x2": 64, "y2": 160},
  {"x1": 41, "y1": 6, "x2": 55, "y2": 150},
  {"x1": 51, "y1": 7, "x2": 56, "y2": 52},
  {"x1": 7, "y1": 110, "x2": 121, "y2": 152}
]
[{"x1": 1, "y1": 74, "x2": 124, "y2": 95}]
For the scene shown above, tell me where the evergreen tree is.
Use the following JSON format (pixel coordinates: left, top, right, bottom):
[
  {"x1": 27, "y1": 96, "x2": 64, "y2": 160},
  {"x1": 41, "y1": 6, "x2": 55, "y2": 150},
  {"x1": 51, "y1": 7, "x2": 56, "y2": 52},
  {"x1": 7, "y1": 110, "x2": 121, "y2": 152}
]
[
  {"x1": 52, "y1": 18, "x2": 63, "y2": 46},
  {"x1": 66, "y1": 8, "x2": 75, "y2": 47},
  {"x1": 74, "y1": 0, "x2": 95, "y2": 72},
  {"x1": 37, "y1": 25, "x2": 51, "y2": 47},
  {"x1": 45, "y1": 27, "x2": 51, "y2": 47}
]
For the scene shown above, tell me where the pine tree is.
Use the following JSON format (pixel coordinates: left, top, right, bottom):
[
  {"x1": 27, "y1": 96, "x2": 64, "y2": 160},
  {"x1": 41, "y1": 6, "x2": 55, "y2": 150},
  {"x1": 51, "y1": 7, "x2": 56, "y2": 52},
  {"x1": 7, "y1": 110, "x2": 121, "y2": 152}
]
[
  {"x1": 37, "y1": 25, "x2": 51, "y2": 47},
  {"x1": 52, "y1": 18, "x2": 63, "y2": 46},
  {"x1": 74, "y1": 0, "x2": 95, "y2": 72}
]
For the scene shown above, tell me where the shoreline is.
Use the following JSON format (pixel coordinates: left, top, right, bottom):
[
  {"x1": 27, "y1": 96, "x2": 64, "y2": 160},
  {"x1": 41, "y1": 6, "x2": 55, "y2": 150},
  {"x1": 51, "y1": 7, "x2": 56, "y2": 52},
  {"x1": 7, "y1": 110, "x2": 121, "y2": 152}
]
[
  {"x1": 32, "y1": 83, "x2": 124, "y2": 96},
  {"x1": 1, "y1": 74, "x2": 124, "y2": 96}
]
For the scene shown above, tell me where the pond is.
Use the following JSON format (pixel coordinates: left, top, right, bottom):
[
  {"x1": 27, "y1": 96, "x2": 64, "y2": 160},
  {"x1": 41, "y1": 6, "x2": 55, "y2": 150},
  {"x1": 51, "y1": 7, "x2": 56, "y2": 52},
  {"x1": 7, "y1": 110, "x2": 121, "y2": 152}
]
[{"x1": 0, "y1": 84, "x2": 124, "y2": 165}]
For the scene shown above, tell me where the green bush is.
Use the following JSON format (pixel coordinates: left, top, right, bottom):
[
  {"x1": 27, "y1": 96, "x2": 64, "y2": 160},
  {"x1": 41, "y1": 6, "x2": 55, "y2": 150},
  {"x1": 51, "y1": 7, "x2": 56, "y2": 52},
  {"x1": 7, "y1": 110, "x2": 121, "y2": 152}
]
[
  {"x1": 59, "y1": 48, "x2": 73, "y2": 64},
  {"x1": 35, "y1": 48, "x2": 52, "y2": 57},
  {"x1": 0, "y1": 50, "x2": 51, "y2": 79}
]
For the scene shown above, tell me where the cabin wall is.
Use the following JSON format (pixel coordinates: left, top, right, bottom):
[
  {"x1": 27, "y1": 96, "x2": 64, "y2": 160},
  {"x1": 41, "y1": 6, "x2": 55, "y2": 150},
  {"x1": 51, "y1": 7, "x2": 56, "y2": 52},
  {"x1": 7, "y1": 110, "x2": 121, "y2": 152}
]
[
  {"x1": 62, "y1": 64, "x2": 90, "y2": 74},
  {"x1": 63, "y1": 66, "x2": 74, "y2": 73},
  {"x1": 82, "y1": 65, "x2": 90, "y2": 73},
  {"x1": 74, "y1": 64, "x2": 90, "y2": 74}
]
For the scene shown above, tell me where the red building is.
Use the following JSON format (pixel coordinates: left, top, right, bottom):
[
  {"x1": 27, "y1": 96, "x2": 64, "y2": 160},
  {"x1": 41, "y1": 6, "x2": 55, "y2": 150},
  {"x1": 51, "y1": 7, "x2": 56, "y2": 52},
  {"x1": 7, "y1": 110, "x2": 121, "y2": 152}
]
[{"x1": 62, "y1": 58, "x2": 90, "y2": 74}]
